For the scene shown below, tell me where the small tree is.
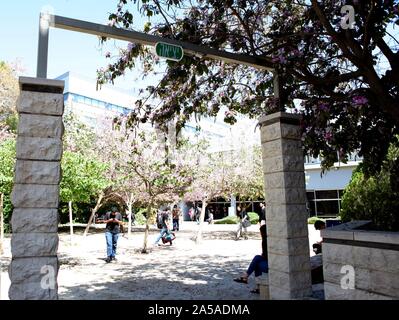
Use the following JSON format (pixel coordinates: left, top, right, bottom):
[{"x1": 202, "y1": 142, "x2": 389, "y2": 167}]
[
  {"x1": 127, "y1": 129, "x2": 195, "y2": 253},
  {"x1": 60, "y1": 151, "x2": 110, "y2": 239},
  {"x1": 185, "y1": 150, "x2": 234, "y2": 243}
]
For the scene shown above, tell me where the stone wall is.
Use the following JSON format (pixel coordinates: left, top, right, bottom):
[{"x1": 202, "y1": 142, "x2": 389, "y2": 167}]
[
  {"x1": 8, "y1": 77, "x2": 64, "y2": 300},
  {"x1": 259, "y1": 112, "x2": 312, "y2": 299},
  {"x1": 322, "y1": 221, "x2": 399, "y2": 300}
]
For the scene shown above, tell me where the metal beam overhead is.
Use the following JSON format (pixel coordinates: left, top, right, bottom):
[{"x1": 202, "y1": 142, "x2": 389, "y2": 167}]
[{"x1": 37, "y1": 13, "x2": 275, "y2": 78}]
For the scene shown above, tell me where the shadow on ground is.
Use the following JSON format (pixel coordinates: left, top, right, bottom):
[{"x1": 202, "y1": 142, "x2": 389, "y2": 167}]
[{"x1": 58, "y1": 252, "x2": 259, "y2": 300}]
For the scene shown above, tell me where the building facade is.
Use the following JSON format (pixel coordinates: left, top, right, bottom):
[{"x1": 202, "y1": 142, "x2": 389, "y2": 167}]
[{"x1": 56, "y1": 71, "x2": 360, "y2": 219}]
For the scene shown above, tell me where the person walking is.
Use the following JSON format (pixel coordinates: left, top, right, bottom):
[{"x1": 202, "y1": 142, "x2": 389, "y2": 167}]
[
  {"x1": 154, "y1": 211, "x2": 170, "y2": 246},
  {"x1": 236, "y1": 205, "x2": 250, "y2": 240},
  {"x1": 172, "y1": 205, "x2": 181, "y2": 231},
  {"x1": 104, "y1": 206, "x2": 123, "y2": 263},
  {"x1": 195, "y1": 205, "x2": 201, "y2": 225}
]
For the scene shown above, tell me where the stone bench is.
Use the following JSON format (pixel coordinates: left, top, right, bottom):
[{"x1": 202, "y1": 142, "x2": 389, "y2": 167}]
[{"x1": 256, "y1": 273, "x2": 270, "y2": 300}]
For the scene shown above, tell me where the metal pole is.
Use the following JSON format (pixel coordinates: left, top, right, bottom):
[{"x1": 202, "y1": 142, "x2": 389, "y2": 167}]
[{"x1": 37, "y1": 13, "x2": 50, "y2": 78}]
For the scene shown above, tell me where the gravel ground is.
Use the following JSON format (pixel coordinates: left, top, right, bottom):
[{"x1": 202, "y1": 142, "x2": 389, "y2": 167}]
[{"x1": 0, "y1": 222, "x2": 323, "y2": 300}]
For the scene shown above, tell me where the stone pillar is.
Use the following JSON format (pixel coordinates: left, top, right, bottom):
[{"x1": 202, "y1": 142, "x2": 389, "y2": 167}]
[
  {"x1": 259, "y1": 112, "x2": 312, "y2": 299},
  {"x1": 9, "y1": 77, "x2": 64, "y2": 300}
]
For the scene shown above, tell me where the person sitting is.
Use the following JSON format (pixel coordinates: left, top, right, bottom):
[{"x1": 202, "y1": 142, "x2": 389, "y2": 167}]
[
  {"x1": 313, "y1": 220, "x2": 326, "y2": 254},
  {"x1": 311, "y1": 220, "x2": 326, "y2": 284},
  {"x1": 233, "y1": 224, "x2": 268, "y2": 294}
]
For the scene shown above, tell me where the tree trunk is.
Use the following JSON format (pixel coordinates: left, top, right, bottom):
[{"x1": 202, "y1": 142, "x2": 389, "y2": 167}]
[
  {"x1": 195, "y1": 198, "x2": 207, "y2": 244},
  {"x1": 68, "y1": 201, "x2": 73, "y2": 244},
  {"x1": 142, "y1": 220, "x2": 150, "y2": 254},
  {"x1": 170, "y1": 201, "x2": 176, "y2": 230},
  {"x1": 83, "y1": 192, "x2": 104, "y2": 237},
  {"x1": 0, "y1": 193, "x2": 4, "y2": 255},
  {"x1": 127, "y1": 193, "x2": 133, "y2": 239},
  {"x1": 141, "y1": 204, "x2": 152, "y2": 253}
]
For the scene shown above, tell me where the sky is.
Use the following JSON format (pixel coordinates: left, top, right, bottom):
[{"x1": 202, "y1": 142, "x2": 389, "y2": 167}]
[{"x1": 0, "y1": 0, "x2": 162, "y2": 91}]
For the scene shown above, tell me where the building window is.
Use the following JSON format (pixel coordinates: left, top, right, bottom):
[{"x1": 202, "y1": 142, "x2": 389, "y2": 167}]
[{"x1": 306, "y1": 189, "x2": 342, "y2": 217}]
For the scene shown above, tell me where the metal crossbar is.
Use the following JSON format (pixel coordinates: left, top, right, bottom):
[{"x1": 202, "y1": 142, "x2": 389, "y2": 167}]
[{"x1": 37, "y1": 13, "x2": 275, "y2": 79}]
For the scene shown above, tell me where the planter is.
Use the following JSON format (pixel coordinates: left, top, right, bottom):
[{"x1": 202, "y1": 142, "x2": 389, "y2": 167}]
[{"x1": 321, "y1": 220, "x2": 399, "y2": 300}]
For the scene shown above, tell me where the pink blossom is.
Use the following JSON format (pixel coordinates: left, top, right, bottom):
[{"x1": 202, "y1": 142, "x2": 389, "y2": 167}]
[{"x1": 352, "y1": 96, "x2": 368, "y2": 106}]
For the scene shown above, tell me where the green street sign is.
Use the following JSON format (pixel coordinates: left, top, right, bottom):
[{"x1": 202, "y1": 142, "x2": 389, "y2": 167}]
[{"x1": 155, "y1": 42, "x2": 184, "y2": 62}]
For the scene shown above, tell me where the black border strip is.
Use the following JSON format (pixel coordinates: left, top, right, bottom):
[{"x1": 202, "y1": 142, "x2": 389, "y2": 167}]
[
  {"x1": 324, "y1": 238, "x2": 399, "y2": 251},
  {"x1": 21, "y1": 84, "x2": 64, "y2": 94},
  {"x1": 261, "y1": 116, "x2": 301, "y2": 127}
]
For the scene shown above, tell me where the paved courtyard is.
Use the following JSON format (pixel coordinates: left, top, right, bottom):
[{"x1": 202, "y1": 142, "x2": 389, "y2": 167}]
[{"x1": 0, "y1": 222, "x2": 322, "y2": 300}]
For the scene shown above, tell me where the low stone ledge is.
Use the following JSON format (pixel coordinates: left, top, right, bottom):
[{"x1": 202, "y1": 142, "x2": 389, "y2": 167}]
[
  {"x1": 324, "y1": 282, "x2": 393, "y2": 300},
  {"x1": 321, "y1": 221, "x2": 370, "y2": 241},
  {"x1": 323, "y1": 261, "x2": 399, "y2": 297},
  {"x1": 353, "y1": 230, "x2": 399, "y2": 245},
  {"x1": 256, "y1": 274, "x2": 270, "y2": 300}
]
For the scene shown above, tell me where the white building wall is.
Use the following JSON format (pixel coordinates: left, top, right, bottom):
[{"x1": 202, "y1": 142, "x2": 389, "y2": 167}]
[{"x1": 305, "y1": 162, "x2": 359, "y2": 191}]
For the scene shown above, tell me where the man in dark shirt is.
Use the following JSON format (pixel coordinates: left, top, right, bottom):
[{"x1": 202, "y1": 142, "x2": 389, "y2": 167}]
[
  {"x1": 104, "y1": 207, "x2": 123, "y2": 263},
  {"x1": 154, "y1": 211, "x2": 170, "y2": 246},
  {"x1": 259, "y1": 203, "x2": 266, "y2": 226}
]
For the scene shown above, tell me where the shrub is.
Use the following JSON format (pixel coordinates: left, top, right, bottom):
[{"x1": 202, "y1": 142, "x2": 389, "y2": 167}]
[
  {"x1": 340, "y1": 137, "x2": 399, "y2": 231},
  {"x1": 214, "y1": 216, "x2": 238, "y2": 224},
  {"x1": 134, "y1": 208, "x2": 147, "y2": 225},
  {"x1": 248, "y1": 212, "x2": 260, "y2": 224},
  {"x1": 214, "y1": 212, "x2": 259, "y2": 224},
  {"x1": 308, "y1": 217, "x2": 324, "y2": 224}
]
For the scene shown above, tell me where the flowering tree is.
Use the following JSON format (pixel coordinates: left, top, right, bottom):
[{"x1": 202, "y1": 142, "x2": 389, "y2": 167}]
[
  {"x1": 132, "y1": 130, "x2": 196, "y2": 252},
  {"x1": 0, "y1": 61, "x2": 18, "y2": 133},
  {"x1": 185, "y1": 149, "x2": 235, "y2": 243},
  {"x1": 230, "y1": 145, "x2": 264, "y2": 205},
  {"x1": 98, "y1": 0, "x2": 399, "y2": 178}
]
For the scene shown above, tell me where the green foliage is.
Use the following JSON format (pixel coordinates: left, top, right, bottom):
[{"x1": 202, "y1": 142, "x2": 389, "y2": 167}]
[
  {"x1": 214, "y1": 215, "x2": 238, "y2": 224},
  {"x1": 340, "y1": 138, "x2": 399, "y2": 231},
  {"x1": 60, "y1": 151, "x2": 110, "y2": 223},
  {"x1": 60, "y1": 151, "x2": 110, "y2": 203},
  {"x1": 134, "y1": 208, "x2": 147, "y2": 225},
  {"x1": 0, "y1": 138, "x2": 16, "y2": 232},
  {"x1": 248, "y1": 212, "x2": 259, "y2": 224},
  {"x1": 58, "y1": 201, "x2": 95, "y2": 224},
  {"x1": 214, "y1": 211, "x2": 259, "y2": 224},
  {"x1": 308, "y1": 217, "x2": 325, "y2": 225}
]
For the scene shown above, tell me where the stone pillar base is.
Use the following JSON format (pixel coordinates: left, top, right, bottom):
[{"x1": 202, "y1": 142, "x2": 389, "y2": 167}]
[
  {"x1": 9, "y1": 77, "x2": 64, "y2": 300},
  {"x1": 259, "y1": 112, "x2": 312, "y2": 300}
]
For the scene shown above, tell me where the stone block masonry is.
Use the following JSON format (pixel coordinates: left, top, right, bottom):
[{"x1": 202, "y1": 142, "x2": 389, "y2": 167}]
[
  {"x1": 259, "y1": 112, "x2": 312, "y2": 299},
  {"x1": 8, "y1": 77, "x2": 64, "y2": 300}
]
